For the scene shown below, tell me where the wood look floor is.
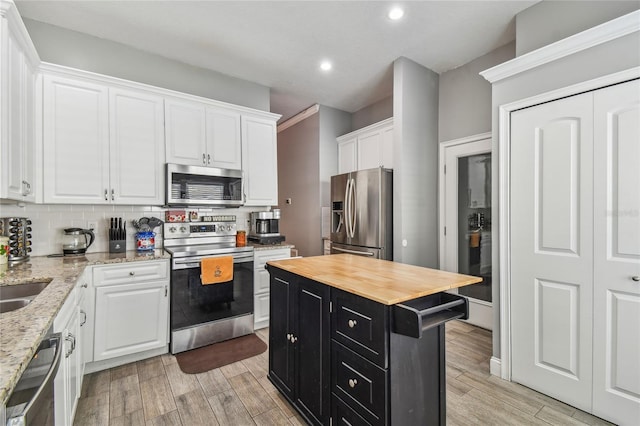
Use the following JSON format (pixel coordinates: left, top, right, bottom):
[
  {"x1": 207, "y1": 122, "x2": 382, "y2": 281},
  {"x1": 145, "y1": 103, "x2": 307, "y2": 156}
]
[{"x1": 74, "y1": 323, "x2": 613, "y2": 426}]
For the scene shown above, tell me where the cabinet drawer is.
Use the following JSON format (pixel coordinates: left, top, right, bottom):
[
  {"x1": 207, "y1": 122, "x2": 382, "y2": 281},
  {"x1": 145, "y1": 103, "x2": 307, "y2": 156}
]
[
  {"x1": 332, "y1": 341, "x2": 387, "y2": 425},
  {"x1": 254, "y1": 249, "x2": 290, "y2": 269},
  {"x1": 332, "y1": 289, "x2": 388, "y2": 367},
  {"x1": 93, "y1": 260, "x2": 168, "y2": 286},
  {"x1": 332, "y1": 394, "x2": 373, "y2": 426}
]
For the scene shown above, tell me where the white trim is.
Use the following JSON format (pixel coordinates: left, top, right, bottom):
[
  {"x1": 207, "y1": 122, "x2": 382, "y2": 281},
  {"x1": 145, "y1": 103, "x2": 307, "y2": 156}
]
[
  {"x1": 39, "y1": 62, "x2": 281, "y2": 121},
  {"x1": 1, "y1": 0, "x2": 40, "y2": 66},
  {"x1": 490, "y1": 356, "x2": 502, "y2": 377},
  {"x1": 438, "y1": 132, "x2": 492, "y2": 274},
  {"x1": 277, "y1": 104, "x2": 319, "y2": 132},
  {"x1": 481, "y1": 10, "x2": 640, "y2": 83},
  {"x1": 497, "y1": 67, "x2": 640, "y2": 381}
]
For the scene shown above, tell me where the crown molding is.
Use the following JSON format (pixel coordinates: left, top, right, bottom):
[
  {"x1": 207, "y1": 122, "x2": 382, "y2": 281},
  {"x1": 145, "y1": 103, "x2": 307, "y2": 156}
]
[{"x1": 480, "y1": 10, "x2": 640, "y2": 83}]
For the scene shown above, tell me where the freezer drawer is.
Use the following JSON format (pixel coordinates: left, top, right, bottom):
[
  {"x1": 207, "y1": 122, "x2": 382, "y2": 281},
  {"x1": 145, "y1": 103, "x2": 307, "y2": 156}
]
[{"x1": 330, "y1": 242, "x2": 384, "y2": 259}]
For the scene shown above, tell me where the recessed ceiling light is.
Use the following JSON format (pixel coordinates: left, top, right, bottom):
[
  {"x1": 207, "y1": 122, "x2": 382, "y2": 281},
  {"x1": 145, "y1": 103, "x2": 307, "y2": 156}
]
[
  {"x1": 320, "y1": 61, "x2": 332, "y2": 71},
  {"x1": 388, "y1": 7, "x2": 404, "y2": 20}
]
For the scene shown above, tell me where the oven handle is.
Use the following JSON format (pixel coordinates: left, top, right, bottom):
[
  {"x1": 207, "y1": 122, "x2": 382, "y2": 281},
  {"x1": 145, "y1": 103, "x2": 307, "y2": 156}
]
[{"x1": 173, "y1": 253, "x2": 254, "y2": 269}]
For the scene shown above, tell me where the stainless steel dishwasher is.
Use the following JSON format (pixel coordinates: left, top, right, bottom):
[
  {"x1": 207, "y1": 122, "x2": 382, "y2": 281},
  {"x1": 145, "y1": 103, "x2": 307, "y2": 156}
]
[{"x1": 4, "y1": 331, "x2": 62, "y2": 426}]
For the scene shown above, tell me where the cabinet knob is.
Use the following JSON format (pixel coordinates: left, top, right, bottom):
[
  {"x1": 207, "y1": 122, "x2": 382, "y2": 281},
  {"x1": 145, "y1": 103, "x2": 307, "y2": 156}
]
[
  {"x1": 129, "y1": 271, "x2": 135, "y2": 276},
  {"x1": 203, "y1": 153, "x2": 206, "y2": 165},
  {"x1": 286, "y1": 333, "x2": 292, "y2": 341},
  {"x1": 81, "y1": 283, "x2": 88, "y2": 288},
  {"x1": 291, "y1": 336, "x2": 297, "y2": 343},
  {"x1": 207, "y1": 154, "x2": 211, "y2": 165},
  {"x1": 111, "y1": 189, "x2": 115, "y2": 201},
  {"x1": 348, "y1": 378, "x2": 358, "y2": 388},
  {"x1": 348, "y1": 319, "x2": 357, "y2": 328},
  {"x1": 632, "y1": 276, "x2": 640, "y2": 282},
  {"x1": 104, "y1": 189, "x2": 108, "y2": 201}
]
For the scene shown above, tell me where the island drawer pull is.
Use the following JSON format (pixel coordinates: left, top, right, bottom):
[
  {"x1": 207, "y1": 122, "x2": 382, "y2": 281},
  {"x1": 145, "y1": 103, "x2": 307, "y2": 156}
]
[
  {"x1": 348, "y1": 319, "x2": 357, "y2": 328},
  {"x1": 348, "y1": 378, "x2": 358, "y2": 388}
]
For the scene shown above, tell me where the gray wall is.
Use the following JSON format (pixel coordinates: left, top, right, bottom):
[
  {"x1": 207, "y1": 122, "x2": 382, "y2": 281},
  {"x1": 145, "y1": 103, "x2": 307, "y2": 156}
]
[
  {"x1": 516, "y1": 1, "x2": 640, "y2": 55},
  {"x1": 392, "y1": 57, "x2": 439, "y2": 268},
  {"x1": 319, "y1": 106, "x2": 352, "y2": 207},
  {"x1": 352, "y1": 96, "x2": 393, "y2": 132},
  {"x1": 438, "y1": 42, "x2": 515, "y2": 142},
  {"x1": 277, "y1": 113, "x2": 321, "y2": 257},
  {"x1": 489, "y1": 32, "x2": 640, "y2": 358},
  {"x1": 23, "y1": 18, "x2": 270, "y2": 111}
]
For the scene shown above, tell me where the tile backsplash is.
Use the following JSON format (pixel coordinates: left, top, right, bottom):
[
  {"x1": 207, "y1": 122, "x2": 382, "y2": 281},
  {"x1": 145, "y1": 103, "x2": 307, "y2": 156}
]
[{"x1": 0, "y1": 203, "x2": 263, "y2": 256}]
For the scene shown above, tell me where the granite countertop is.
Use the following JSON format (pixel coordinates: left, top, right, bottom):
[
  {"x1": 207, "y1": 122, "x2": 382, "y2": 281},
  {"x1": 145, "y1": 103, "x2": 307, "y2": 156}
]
[
  {"x1": 267, "y1": 254, "x2": 482, "y2": 305},
  {"x1": 0, "y1": 250, "x2": 169, "y2": 405}
]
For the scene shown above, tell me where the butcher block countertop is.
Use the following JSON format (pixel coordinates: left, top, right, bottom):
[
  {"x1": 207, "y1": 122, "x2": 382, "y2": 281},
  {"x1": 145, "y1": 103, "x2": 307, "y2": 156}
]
[{"x1": 266, "y1": 254, "x2": 482, "y2": 305}]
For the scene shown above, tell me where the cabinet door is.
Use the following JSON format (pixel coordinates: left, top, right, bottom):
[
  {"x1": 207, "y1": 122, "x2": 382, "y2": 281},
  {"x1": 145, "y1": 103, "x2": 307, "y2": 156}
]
[
  {"x1": 94, "y1": 280, "x2": 169, "y2": 361},
  {"x1": 242, "y1": 115, "x2": 278, "y2": 206},
  {"x1": 357, "y1": 131, "x2": 382, "y2": 171},
  {"x1": 165, "y1": 98, "x2": 207, "y2": 166},
  {"x1": 380, "y1": 125, "x2": 393, "y2": 169},
  {"x1": 295, "y1": 278, "x2": 331, "y2": 424},
  {"x1": 338, "y1": 138, "x2": 357, "y2": 174},
  {"x1": 43, "y1": 74, "x2": 109, "y2": 204},
  {"x1": 269, "y1": 271, "x2": 295, "y2": 399},
  {"x1": 66, "y1": 308, "x2": 80, "y2": 425},
  {"x1": 254, "y1": 292, "x2": 270, "y2": 330},
  {"x1": 110, "y1": 88, "x2": 165, "y2": 204},
  {"x1": 206, "y1": 107, "x2": 242, "y2": 170},
  {"x1": 21, "y1": 59, "x2": 36, "y2": 202}
]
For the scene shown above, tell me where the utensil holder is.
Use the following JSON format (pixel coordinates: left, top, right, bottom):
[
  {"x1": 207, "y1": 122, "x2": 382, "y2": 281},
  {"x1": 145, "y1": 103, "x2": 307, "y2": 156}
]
[{"x1": 109, "y1": 239, "x2": 126, "y2": 253}]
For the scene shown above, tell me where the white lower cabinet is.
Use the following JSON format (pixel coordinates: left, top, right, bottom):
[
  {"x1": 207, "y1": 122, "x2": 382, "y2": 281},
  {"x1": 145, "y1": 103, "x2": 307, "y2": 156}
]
[
  {"x1": 92, "y1": 260, "x2": 169, "y2": 361},
  {"x1": 254, "y1": 248, "x2": 290, "y2": 329},
  {"x1": 54, "y1": 284, "x2": 80, "y2": 426}
]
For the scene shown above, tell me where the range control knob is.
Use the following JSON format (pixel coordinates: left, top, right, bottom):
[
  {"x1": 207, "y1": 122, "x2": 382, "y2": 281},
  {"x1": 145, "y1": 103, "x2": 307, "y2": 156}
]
[
  {"x1": 169, "y1": 226, "x2": 177, "y2": 233},
  {"x1": 179, "y1": 226, "x2": 187, "y2": 233}
]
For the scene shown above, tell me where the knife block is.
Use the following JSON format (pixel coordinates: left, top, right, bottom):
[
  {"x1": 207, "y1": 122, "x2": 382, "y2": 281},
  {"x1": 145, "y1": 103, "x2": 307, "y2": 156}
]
[{"x1": 109, "y1": 239, "x2": 125, "y2": 253}]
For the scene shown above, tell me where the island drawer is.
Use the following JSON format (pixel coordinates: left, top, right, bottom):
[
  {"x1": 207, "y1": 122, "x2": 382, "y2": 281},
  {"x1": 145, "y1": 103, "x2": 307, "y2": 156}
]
[
  {"x1": 391, "y1": 293, "x2": 468, "y2": 338},
  {"x1": 332, "y1": 394, "x2": 373, "y2": 426},
  {"x1": 332, "y1": 341, "x2": 387, "y2": 425},
  {"x1": 332, "y1": 288, "x2": 389, "y2": 368}
]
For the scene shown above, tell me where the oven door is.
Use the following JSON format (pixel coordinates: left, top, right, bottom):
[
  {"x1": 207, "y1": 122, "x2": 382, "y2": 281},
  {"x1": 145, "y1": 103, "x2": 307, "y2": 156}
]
[{"x1": 170, "y1": 251, "x2": 254, "y2": 353}]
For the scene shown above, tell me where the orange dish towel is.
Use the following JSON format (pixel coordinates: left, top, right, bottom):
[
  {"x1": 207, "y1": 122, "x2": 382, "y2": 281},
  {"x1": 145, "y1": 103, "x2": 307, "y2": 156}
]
[{"x1": 201, "y1": 256, "x2": 233, "y2": 285}]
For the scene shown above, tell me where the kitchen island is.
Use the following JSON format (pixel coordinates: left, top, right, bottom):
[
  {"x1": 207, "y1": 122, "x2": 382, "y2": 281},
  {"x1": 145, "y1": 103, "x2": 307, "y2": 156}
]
[{"x1": 266, "y1": 254, "x2": 482, "y2": 426}]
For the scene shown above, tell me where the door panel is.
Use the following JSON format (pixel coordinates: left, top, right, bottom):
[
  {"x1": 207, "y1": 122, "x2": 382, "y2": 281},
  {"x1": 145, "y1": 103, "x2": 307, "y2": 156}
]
[
  {"x1": 592, "y1": 79, "x2": 640, "y2": 425},
  {"x1": 269, "y1": 274, "x2": 294, "y2": 397},
  {"x1": 534, "y1": 118, "x2": 580, "y2": 255},
  {"x1": 350, "y1": 169, "x2": 380, "y2": 248},
  {"x1": 510, "y1": 92, "x2": 594, "y2": 411}
]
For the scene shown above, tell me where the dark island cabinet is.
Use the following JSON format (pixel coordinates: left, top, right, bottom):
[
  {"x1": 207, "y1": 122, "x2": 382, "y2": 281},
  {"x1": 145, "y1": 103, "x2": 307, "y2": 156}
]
[
  {"x1": 268, "y1": 267, "x2": 331, "y2": 425},
  {"x1": 268, "y1": 265, "x2": 469, "y2": 426}
]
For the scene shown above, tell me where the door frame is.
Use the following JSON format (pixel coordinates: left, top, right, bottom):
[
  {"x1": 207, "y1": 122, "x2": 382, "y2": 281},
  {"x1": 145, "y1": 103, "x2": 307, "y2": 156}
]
[
  {"x1": 439, "y1": 132, "x2": 492, "y2": 329},
  {"x1": 495, "y1": 67, "x2": 640, "y2": 381}
]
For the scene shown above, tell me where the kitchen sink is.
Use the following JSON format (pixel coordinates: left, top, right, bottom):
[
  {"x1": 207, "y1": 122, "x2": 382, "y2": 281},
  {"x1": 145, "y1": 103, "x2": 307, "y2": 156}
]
[{"x1": 0, "y1": 280, "x2": 52, "y2": 313}]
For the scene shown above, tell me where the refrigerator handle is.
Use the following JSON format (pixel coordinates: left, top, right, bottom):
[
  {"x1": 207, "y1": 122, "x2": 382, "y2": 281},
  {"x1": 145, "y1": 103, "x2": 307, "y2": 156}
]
[
  {"x1": 345, "y1": 178, "x2": 352, "y2": 238},
  {"x1": 350, "y1": 178, "x2": 357, "y2": 238}
]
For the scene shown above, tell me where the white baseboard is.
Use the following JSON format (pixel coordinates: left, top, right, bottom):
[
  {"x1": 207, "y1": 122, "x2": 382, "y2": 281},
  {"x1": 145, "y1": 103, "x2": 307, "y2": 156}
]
[
  {"x1": 490, "y1": 356, "x2": 502, "y2": 378},
  {"x1": 85, "y1": 345, "x2": 168, "y2": 374}
]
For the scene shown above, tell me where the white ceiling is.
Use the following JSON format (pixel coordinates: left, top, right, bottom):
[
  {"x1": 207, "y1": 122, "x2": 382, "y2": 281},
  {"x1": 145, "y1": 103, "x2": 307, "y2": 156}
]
[{"x1": 15, "y1": 0, "x2": 539, "y2": 122}]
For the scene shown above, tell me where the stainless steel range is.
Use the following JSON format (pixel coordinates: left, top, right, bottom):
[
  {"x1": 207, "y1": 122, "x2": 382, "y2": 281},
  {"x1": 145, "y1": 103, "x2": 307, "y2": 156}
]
[{"x1": 164, "y1": 216, "x2": 254, "y2": 354}]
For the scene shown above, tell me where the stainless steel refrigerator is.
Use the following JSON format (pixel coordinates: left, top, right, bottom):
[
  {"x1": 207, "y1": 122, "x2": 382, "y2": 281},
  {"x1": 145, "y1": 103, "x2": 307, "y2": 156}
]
[{"x1": 330, "y1": 167, "x2": 393, "y2": 259}]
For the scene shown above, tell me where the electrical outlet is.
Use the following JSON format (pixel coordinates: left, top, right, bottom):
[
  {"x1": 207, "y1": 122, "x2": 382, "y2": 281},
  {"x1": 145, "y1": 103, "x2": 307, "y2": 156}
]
[
  {"x1": 286, "y1": 198, "x2": 292, "y2": 205},
  {"x1": 87, "y1": 221, "x2": 98, "y2": 231}
]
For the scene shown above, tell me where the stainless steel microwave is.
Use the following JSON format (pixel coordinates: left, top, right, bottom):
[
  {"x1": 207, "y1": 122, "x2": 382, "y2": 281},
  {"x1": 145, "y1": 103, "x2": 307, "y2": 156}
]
[{"x1": 166, "y1": 163, "x2": 244, "y2": 207}]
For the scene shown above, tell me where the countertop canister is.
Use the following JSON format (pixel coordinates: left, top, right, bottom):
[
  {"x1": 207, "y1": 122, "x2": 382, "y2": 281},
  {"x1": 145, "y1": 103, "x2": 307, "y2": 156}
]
[{"x1": 0, "y1": 236, "x2": 8, "y2": 265}]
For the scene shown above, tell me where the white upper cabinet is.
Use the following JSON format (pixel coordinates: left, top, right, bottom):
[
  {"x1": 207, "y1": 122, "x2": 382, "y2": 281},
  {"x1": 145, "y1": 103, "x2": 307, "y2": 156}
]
[
  {"x1": 337, "y1": 118, "x2": 393, "y2": 174},
  {"x1": 165, "y1": 98, "x2": 242, "y2": 170},
  {"x1": 242, "y1": 115, "x2": 278, "y2": 206},
  {"x1": 43, "y1": 71, "x2": 165, "y2": 205},
  {"x1": 206, "y1": 106, "x2": 242, "y2": 170},
  {"x1": 0, "y1": 2, "x2": 39, "y2": 202},
  {"x1": 164, "y1": 98, "x2": 207, "y2": 166},
  {"x1": 43, "y1": 74, "x2": 110, "y2": 204},
  {"x1": 337, "y1": 137, "x2": 357, "y2": 174},
  {"x1": 109, "y1": 88, "x2": 165, "y2": 205}
]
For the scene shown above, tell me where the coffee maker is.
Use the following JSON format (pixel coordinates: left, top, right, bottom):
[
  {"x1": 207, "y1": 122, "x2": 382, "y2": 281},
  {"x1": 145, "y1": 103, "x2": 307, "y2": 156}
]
[{"x1": 248, "y1": 209, "x2": 285, "y2": 244}]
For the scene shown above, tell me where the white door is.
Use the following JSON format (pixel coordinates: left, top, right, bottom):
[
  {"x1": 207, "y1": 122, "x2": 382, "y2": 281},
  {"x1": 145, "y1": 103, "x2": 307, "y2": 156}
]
[
  {"x1": 592, "y1": 79, "x2": 640, "y2": 425},
  {"x1": 510, "y1": 92, "x2": 594, "y2": 411},
  {"x1": 165, "y1": 98, "x2": 206, "y2": 166},
  {"x1": 338, "y1": 138, "x2": 357, "y2": 174},
  {"x1": 242, "y1": 115, "x2": 278, "y2": 206},
  {"x1": 94, "y1": 281, "x2": 168, "y2": 361},
  {"x1": 441, "y1": 136, "x2": 492, "y2": 329},
  {"x1": 206, "y1": 107, "x2": 242, "y2": 170},
  {"x1": 109, "y1": 88, "x2": 165, "y2": 204},
  {"x1": 43, "y1": 75, "x2": 110, "y2": 203}
]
